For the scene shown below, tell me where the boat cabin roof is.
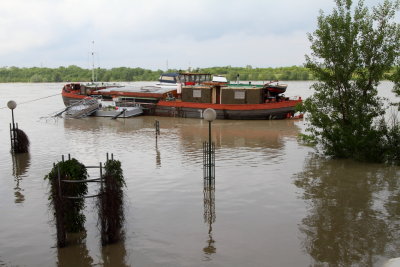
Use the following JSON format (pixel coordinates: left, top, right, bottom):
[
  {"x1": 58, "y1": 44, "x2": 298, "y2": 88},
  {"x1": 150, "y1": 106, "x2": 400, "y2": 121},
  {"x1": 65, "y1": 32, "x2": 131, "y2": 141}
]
[{"x1": 159, "y1": 72, "x2": 212, "y2": 84}]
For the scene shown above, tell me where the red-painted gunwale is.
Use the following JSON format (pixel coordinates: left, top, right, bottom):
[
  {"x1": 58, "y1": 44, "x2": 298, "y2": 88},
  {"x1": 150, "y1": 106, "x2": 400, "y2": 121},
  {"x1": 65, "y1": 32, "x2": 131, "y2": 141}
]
[{"x1": 157, "y1": 100, "x2": 302, "y2": 110}]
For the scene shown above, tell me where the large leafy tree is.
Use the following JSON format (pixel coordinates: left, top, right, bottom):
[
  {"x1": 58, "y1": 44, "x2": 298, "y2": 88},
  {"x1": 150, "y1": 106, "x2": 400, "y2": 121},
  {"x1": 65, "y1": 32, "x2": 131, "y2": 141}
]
[{"x1": 302, "y1": 0, "x2": 400, "y2": 162}]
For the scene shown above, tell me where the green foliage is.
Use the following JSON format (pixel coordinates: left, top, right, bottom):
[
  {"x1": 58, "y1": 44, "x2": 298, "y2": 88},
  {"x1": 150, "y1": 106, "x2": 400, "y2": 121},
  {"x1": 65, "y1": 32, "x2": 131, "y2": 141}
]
[
  {"x1": 104, "y1": 159, "x2": 126, "y2": 188},
  {"x1": 377, "y1": 111, "x2": 400, "y2": 164},
  {"x1": 199, "y1": 65, "x2": 315, "y2": 81},
  {"x1": 297, "y1": 133, "x2": 318, "y2": 146},
  {"x1": 98, "y1": 159, "x2": 126, "y2": 245},
  {"x1": 14, "y1": 129, "x2": 30, "y2": 153},
  {"x1": 0, "y1": 65, "x2": 320, "y2": 82},
  {"x1": 391, "y1": 65, "x2": 400, "y2": 98},
  {"x1": 302, "y1": 0, "x2": 400, "y2": 163},
  {"x1": 45, "y1": 158, "x2": 88, "y2": 232},
  {"x1": 0, "y1": 64, "x2": 396, "y2": 83}
]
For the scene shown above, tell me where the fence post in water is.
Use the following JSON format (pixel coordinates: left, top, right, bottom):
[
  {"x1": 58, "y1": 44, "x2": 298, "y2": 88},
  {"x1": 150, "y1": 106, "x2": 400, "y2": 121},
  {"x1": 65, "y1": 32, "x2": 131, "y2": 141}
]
[
  {"x1": 54, "y1": 164, "x2": 66, "y2": 247},
  {"x1": 155, "y1": 120, "x2": 160, "y2": 144}
]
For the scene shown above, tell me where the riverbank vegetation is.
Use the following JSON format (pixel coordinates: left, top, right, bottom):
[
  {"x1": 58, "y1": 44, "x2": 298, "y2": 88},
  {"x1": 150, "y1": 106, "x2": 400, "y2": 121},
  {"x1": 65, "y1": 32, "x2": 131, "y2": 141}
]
[
  {"x1": 299, "y1": 0, "x2": 400, "y2": 164},
  {"x1": 2, "y1": 65, "x2": 396, "y2": 83},
  {"x1": 0, "y1": 65, "x2": 397, "y2": 84}
]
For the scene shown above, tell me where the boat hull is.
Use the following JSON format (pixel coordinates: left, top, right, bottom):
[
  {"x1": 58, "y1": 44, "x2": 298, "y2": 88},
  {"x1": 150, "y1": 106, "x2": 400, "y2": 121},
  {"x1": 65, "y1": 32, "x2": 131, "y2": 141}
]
[
  {"x1": 93, "y1": 107, "x2": 143, "y2": 118},
  {"x1": 142, "y1": 100, "x2": 301, "y2": 120}
]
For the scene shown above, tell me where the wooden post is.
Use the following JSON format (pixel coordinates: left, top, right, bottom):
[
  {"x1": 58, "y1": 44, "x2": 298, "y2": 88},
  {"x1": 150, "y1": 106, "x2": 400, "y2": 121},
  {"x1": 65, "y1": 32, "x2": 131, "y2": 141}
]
[{"x1": 55, "y1": 165, "x2": 66, "y2": 247}]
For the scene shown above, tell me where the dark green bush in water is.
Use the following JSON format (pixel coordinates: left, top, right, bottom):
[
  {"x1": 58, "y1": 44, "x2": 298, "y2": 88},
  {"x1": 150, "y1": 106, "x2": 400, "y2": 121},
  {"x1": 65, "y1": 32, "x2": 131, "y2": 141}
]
[
  {"x1": 98, "y1": 159, "x2": 126, "y2": 245},
  {"x1": 14, "y1": 129, "x2": 30, "y2": 153},
  {"x1": 45, "y1": 158, "x2": 88, "y2": 233}
]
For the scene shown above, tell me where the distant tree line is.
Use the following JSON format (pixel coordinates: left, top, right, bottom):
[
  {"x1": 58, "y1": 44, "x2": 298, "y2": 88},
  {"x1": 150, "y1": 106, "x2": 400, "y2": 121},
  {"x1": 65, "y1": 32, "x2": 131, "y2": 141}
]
[
  {"x1": 0, "y1": 65, "x2": 396, "y2": 83},
  {"x1": 0, "y1": 66, "x2": 163, "y2": 83},
  {"x1": 0, "y1": 65, "x2": 315, "y2": 83},
  {"x1": 198, "y1": 65, "x2": 314, "y2": 81}
]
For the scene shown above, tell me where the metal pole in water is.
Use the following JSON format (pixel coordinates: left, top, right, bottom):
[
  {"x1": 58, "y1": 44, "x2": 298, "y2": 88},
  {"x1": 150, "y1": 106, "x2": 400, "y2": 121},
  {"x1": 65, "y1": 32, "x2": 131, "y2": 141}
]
[
  {"x1": 11, "y1": 109, "x2": 15, "y2": 130},
  {"x1": 100, "y1": 162, "x2": 103, "y2": 192},
  {"x1": 203, "y1": 108, "x2": 216, "y2": 182},
  {"x1": 208, "y1": 121, "x2": 212, "y2": 183}
]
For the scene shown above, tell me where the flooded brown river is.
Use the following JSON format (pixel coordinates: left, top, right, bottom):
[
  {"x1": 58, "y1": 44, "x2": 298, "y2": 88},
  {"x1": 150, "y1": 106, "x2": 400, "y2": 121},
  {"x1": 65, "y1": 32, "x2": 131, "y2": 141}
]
[{"x1": 0, "y1": 81, "x2": 399, "y2": 266}]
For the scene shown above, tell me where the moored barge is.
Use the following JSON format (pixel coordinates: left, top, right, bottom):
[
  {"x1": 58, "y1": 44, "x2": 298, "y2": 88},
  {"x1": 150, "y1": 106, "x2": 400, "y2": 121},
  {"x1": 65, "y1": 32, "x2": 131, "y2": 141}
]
[{"x1": 61, "y1": 73, "x2": 302, "y2": 120}]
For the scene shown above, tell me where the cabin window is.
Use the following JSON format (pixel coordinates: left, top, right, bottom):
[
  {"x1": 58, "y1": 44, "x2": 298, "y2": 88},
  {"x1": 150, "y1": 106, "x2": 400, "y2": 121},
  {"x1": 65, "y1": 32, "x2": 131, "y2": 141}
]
[
  {"x1": 193, "y1": 89, "x2": 201, "y2": 98},
  {"x1": 234, "y1": 91, "x2": 245, "y2": 99},
  {"x1": 160, "y1": 76, "x2": 176, "y2": 82}
]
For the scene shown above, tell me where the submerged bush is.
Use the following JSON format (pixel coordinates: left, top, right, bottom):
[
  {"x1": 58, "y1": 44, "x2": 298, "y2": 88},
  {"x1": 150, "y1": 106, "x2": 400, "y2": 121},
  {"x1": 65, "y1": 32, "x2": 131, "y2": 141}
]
[
  {"x1": 13, "y1": 129, "x2": 30, "y2": 153},
  {"x1": 97, "y1": 159, "x2": 126, "y2": 245},
  {"x1": 45, "y1": 158, "x2": 88, "y2": 233}
]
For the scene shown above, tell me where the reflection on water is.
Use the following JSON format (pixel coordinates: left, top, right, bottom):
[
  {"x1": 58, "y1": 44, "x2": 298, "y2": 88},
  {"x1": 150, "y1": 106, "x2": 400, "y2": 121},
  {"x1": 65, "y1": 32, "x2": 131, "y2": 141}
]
[
  {"x1": 179, "y1": 119, "x2": 300, "y2": 150},
  {"x1": 11, "y1": 152, "x2": 30, "y2": 204},
  {"x1": 63, "y1": 116, "x2": 149, "y2": 133},
  {"x1": 294, "y1": 155, "x2": 400, "y2": 266},
  {"x1": 63, "y1": 116, "x2": 301, "y2": 149},
  {"x1": 155, "y1": 142, "x2": 161, "y2": 168},
  {"x1": 3, "y1": 82, "x2": 400, "y2": 266},
  {"x1": 57, "y1": 232, "x2": 93, "y2": 267},
  {"x1": 203, "y1": 178, "x2": 216, "y2": 259},
  {"x1": 101, "y1": 242, "x2": 128, "y2": 267}
]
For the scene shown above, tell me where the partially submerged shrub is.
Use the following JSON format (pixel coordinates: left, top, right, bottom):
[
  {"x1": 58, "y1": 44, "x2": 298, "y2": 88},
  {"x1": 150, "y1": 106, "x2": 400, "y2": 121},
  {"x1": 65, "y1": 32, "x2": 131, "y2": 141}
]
[
  {"x1": 98, "y1": 159, "x2": 126, "y2": 245},
  {"x1": 45, "y1": 158, "x2": 88, "y2": 234},
  {"x1": 14, "y1": 129, "x2": 30, "y2": 153}
]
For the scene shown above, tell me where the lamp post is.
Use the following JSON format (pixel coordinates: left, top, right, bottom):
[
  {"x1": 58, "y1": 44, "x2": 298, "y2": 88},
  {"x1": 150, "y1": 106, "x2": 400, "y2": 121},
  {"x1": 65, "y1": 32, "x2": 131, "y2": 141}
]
[
  {"x1": 7, "y1": 100, "x2": 17, "y2": 127},
  {"x1": 203, "y1": 108, "x2": 216, "y2": 181},
  {"x1": 7, "y1": 100, "x2": 17, "y2": 151}
]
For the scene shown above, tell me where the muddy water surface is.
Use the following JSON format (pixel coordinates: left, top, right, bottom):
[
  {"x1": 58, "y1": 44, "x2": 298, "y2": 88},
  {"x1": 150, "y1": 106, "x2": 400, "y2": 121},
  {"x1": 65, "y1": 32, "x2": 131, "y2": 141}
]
[{"x1": 0, "y1": 82, "x2": 399, "y2": 266}]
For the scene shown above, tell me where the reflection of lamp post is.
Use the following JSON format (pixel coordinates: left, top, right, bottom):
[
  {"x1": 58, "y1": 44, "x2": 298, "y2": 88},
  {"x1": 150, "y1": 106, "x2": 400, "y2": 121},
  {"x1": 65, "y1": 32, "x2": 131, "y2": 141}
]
[
  {"x1": 203, "y1": 108, "x2": 216, "y2": 181},
  {"x1": 203, "y1": 177, "x2": 216, "y2": 257},
  {"x1": 8, "y1": 100, "x2": 17, "y2": 151}
]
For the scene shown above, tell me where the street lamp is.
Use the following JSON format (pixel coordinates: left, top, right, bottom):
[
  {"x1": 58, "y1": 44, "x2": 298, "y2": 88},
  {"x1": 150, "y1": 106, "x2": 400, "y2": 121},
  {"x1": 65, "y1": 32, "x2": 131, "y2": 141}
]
[
  {"x1": 7, "y1": 100, "x2": 17, "y2": 127},
  {"x1": 7, "y1": 100, "x2": 17, "y2": 151},
  {"x1": 203, "y1": 108, "x2": 216, "y2": 181}
]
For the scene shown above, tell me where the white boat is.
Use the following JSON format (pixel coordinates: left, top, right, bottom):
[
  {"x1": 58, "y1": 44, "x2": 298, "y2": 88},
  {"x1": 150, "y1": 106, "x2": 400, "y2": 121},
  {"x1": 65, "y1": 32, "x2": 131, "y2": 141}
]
[
  {"x1": 94, "y1": 101, "x2": 143, "y2": 118},
  {"x1": 64, "y1": 98, "x2": 100, "y2": 118}
]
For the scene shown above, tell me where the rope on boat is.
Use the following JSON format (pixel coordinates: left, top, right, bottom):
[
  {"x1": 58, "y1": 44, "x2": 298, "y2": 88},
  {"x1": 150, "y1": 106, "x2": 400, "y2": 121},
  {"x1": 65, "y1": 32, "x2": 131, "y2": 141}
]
[{"x1": 0, "y1": 93, "x2": 60, "y2": 109}]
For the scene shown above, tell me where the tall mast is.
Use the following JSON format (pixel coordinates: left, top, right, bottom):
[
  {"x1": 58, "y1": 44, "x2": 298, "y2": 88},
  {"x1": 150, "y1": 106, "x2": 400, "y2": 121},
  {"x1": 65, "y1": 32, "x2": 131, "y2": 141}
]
[{"x1": 91, "y1": 41, "x2": 95, "y2": 83}]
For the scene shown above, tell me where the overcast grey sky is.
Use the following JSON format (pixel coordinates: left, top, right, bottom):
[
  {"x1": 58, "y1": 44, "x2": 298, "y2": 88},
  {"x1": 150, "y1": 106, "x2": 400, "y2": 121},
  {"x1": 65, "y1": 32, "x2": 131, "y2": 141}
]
[{"x1": 0, "y1": 0, "x2": 390, "y2": 70}]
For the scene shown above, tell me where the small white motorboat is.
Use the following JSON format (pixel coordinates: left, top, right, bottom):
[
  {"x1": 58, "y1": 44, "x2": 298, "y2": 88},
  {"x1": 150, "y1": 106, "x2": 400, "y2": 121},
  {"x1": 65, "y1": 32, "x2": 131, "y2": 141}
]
[
  {"x1": 64, "y1": 98, "x2": 100, "y2": 118},
  {"x1": 93, "y1": 102, "x2": 143, "y2": 119}
]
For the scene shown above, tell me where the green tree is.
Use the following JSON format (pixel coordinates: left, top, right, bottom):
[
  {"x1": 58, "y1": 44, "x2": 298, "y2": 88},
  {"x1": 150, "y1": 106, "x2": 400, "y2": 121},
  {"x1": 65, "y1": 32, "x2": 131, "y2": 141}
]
[
  {"x1": 30, "y1": 74, "x2": 43, "y2": 83},
  {"x1": 301, "y1": 0, "x2": 400, "y2": 162}
]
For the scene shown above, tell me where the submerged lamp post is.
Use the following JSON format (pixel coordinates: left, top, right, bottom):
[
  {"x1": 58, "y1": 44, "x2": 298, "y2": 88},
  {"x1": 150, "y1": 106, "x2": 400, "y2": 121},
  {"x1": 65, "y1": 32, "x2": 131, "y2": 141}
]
[
  {"x1": 203, "y1": 108, "x2": 216, "y2": 181},
  {"x1": 8, "y1": 100, "x2": 17, "y2": 151},
  {"x1": 7, "y1": 100, "x2": 17, "y2": 127},
  {"x1": 7, "y1": 100, "x2": 29, "y2": 153}
]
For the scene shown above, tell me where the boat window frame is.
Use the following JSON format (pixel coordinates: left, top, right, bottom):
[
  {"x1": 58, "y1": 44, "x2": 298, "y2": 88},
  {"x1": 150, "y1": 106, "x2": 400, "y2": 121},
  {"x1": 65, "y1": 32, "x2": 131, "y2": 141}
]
[
  {"x1": 193, "y1": 89, "x2": 202, "y2": 98},
  {"x1": 234, "y1": 91, "x2": 245, "y2": 100}
]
